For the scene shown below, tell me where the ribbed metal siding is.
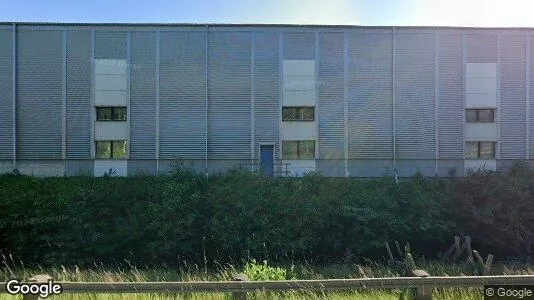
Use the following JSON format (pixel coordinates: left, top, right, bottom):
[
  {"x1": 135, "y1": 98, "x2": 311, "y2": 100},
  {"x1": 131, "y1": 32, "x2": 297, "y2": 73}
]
[
  {"x1": 66, "y1": 30, "x2": 92, "y2": 159},
  {"x1": 438, "y1": 34, "x2": 463, "y2": 159},
  {"x1": 94, "y1": 31, "x2": 127, "y2": 59},
  {"x1": 395, "y1": 33, "x2": 435, "y2": 159},
  {"x1": 0, "y1": 30, "x2": 13, "y2": 160},
  {"x1": 465, "y1": 34, "x2": 497, "y2": 62},
  {"x1": 208, "y1": 31, "x2": 251, "y2": 159},
  {"x1": 500, "y1": 35, "x2": 526, "y2": 159},
  {"x1": 283, "y1": 32, "x2": 315, "y2": 60},
  {"x1": 530, "y1": 37, "x2": 534, "y2": 158},
  {"x1": 348, "y1": 32, "x2": 393, "y2": 159},
  {"x1": 159, "y1": 31, "x2": 206, "y2": 159},
  {"x1": 318, "y1": 32, "x2": 344, "y2": 159},
  {"x1": 17, "y1": 30, "x2": 63, "y2": 159},
  {"x1": 130, "y1": 32, "x2": 156, "y2": 159},
  {"x1": 254, "y1": 32, "x2": 279, "y2": 158}
]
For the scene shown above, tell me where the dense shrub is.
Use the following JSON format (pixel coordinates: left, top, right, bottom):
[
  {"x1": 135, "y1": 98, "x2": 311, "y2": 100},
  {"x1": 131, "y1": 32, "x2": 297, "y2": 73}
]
[{"x1": 0, "y1": 162, "x2": 532, "y2": 267}]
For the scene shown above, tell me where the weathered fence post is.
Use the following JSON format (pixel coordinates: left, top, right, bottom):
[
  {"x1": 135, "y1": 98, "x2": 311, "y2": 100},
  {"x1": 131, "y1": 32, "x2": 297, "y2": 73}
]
[
  {"x1": 232, "y1": 273, "x2": 248, "y2": 300},
  {"x1": 23, "y1": 274, "x2": 53, "y2": 300},
  {"x1": 409, "y1": 269, "x2": 432, "y2": 300}
]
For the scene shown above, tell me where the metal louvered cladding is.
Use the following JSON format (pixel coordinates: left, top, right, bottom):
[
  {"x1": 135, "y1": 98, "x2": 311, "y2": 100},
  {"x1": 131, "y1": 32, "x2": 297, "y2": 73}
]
[
  {"x1": 283, "y1": 32, "x2": 315, "y2": 60},
  {"x1": 318, "y1": 32, "x2": 344, "y2": 159},
  {"x1": 17, "y1": 30, "x2": 63, "y2": 159},
  {"x1": 0, "y1": 30, "x2": 13, "y2": 160},
  {"x1": 348, "y1": 32, "x2": 393, "y2": 159},
  {"x1": 130, "y1": 31, "x2": 156, "y2": 159},
  {"x1": 530, "y1": 37, "x2": 534, "y2": 158},
  {"x1": 208, "y1": 31, "x2": 251, "y2": 159},
  {"x1": 159, "y1": 31, "x2": 206, "y2": 159},
  {"x1": 94, "y1": 31, "x2": 127, "y2": 59},
  {"x1": 500, "y1": 35, "x2": 526, "y2": 159},
  {"x1": 395, "y1": 33, "x2": 435, "y2": 159},
  {"x1": 66, "y1": 30, "x2": 92, "y2": 159},
  {"x1": 254, "y1": 32, "x2": 279, "y2": 159},
  {"x1": 438, "y1": 34, "x2": 463, "y2": 159},
  {"x1": 465, "y1": 34, "x2": 497, "y2": 63}
]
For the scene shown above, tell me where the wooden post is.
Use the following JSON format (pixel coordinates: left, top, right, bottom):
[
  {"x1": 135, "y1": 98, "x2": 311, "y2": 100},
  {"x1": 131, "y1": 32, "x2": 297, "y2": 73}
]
[
  {"x1": 441, "y1": 236, "x2": 460, "y2": 261},
  {"x1": 464, "y1": 236, "x2": 473, "y2": 263},
  {"x1": 451, "y1": 239, "x2": 467, "y2": 263},
  {"x1": 483, "y1": 254, "x2": 494, "y2": 276},
  {"x1": 385, "y1": 241, "x2": 394, "y2": 261},
  {"x1": 394, "y1": 241, "x2": 403, "y2": 259},
  {"x1": 23, "y1": 274, "x2": 53, "y2": 300},
  {"x1": 232, "y1": 273, "x2": 248, "y2": 300},
  {"x1": 409, "y1": 269, "x2": 432, "y2": 300}
]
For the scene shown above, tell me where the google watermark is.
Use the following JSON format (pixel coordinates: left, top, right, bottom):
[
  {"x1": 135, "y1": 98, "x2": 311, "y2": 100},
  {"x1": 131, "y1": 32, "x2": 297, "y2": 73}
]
[
  {"x1": 6, "y1": 279, "x2": 63, "y2": 298},
  {"x1": 485, "y1": 285, "x2": 534, "y2": 299}
]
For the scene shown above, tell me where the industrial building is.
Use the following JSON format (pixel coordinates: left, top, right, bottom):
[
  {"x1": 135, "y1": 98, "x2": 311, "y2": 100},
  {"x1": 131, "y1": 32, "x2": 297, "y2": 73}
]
[{"x1": 0, "y1": 23, "x2": 531, "y2": 177}]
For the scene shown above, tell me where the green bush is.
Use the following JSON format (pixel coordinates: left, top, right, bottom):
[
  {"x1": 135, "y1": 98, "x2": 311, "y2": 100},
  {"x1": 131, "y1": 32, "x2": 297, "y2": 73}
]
[
  {"x1": 0, "y1": 162, "x2": 532, "y2": 267},
  {"x1": 243, "y1": 259, "x2": 289, "y2": 281}
]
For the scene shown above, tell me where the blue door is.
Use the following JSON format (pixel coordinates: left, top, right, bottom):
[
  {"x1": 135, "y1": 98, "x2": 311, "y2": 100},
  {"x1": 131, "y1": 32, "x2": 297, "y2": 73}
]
[{"x1": 260, "y1": 145, "x2": 274, "y2": 177}]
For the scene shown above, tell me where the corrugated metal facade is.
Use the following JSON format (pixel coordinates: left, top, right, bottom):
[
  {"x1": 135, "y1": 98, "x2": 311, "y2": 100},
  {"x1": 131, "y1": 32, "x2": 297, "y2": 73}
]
[
  {"x1": 0, "y1": 29, "x2": 13, "y2": 160},
  {"x1": 130, "y1": 31, "x2": 157, "y2": 158},
  {"x1": 159, "y1": 31, "x2": 207, "y2": 159},
  {"x1": 318, "y1": 32, "x2": 345, "y2": 159},
  {"x1": 465, "y1": 34, "x2": 497, "y2": 63},
  {"x1": 395, "y1": 33, "x2": 436, "y2": 159},
  {"x1": 530, "y1": 36, "x2": 534, "y2": 158},
  {"x1": 283, "y1": 32, "x2": 315, "y2": 60},
  {"x1": 253, "y1": 32, "x2": 279, "y2": 158},
  {"x1": 437, "y1": 34, "x2": 463, "y2": 159},
  {"x1": 348, "y1": 31, "x2": 393, "y2": 159},
  {"x1": 17, "y1": 30, "x2": 63, "y2": 159},
  {"x1": 94, "y1": 31, "x2": 127, "y2": 59},
  {"x1": 500, "y1": 35, "x2": 526, "y2": 159},
  {"x1": 208, "y1": 31, "x2": 251, "y2": 159},
  {"x1": 66, "y1": 30, "x2": 92, "y2": 159}
]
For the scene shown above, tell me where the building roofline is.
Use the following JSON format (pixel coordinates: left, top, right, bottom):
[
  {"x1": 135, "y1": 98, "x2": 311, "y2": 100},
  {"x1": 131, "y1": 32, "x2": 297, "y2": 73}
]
[{"x1": 2, "y1": 21, "x2": 534, "y2": 30}]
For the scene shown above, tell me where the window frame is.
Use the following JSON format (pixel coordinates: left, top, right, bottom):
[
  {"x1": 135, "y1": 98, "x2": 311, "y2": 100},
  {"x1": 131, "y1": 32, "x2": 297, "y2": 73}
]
[
  {"x1": 96, "y1": 107, "x2": 127, "y2": 121},
  {"x1": 465, "y1": 141, "x2": 496, "y2": 159},
  {"x1": 465, "y1": 108, "x2": 495, "y2": 123},
  {"x1": 95, "y1": 141, "x2": 128, "y2": 159},
  {"x1": 282, "y1": 140, "x2": 316, "y2": 159},
  {"x1": 282, "y1": 107, "x2": 315, "y2": 121}
]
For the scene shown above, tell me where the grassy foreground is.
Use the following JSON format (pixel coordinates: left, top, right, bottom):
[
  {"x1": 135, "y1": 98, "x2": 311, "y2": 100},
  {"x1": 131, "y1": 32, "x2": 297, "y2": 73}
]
[{"x1": 1, "y1": 260, "x2": 532, "y2": 299}]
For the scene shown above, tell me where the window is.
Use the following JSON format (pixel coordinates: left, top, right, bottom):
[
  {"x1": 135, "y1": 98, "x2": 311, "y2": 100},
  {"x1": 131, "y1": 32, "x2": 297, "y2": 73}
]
[
  {"x1": 97, "y1": 107, "x2": 127, "y2": 121},
  {"x1": 282, "y1": 140, "x2": 315, "y2": 159},
  {"x1": 465, "y1": 109, "x2": 494, "y2": 123},
  {"x1": 465, "y1": 142, "x2": 495, "y2": 159},
  {"x1": 282, "y1": 107, "x2": 315, "y2": 121},
  {"x1": 95, "y1": 141, "x2": 128, "y2": 159}
]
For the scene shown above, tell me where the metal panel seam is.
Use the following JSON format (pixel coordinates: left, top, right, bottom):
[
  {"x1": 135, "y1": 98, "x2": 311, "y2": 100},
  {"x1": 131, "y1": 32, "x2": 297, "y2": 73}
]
[
  {"x1": 392, "y1": 27, "x2": 396, "y2": 169},
  {"x1": 315, "y1": 31, "x2": 319, "y2": 160},
  {"x1": 205, "y1": 25, "x2": 209, "y2": 175},
  {"x1": 527, "y1": 35, "x2": 530, "y2": 160},
  {"x1": 62, "y1": 30, "x2": 67, "y2": 171},
  {"x1": 497, "y1": 35, "x2": 501, "y2": 160},
  {"x1": 434, "y1": 33, "x2": 439, "y2": 175},
  {"x1": 127, "y1": 32, "x2": 131, "y2": 160},
  {"x1": 251, "y1": 30, "x2": 255, "y2": 165},
  {"x1": 278, "y1": 32, "x2": 283, "y2": 164},
  {"x1": 462, "y1": 34, "x2": 466, "y2": 161},
  {"x1": 155, "y1": 30, "x2": 160, "y2": 170},
  {"x1": 344, "y1": 31, "x2": 349, "y2": 176},
  {"x1": 12, "y1": 23, "x2": 16, "y2": 171},
  {"x1": 90, "y1": 30, "x2": 95, "y2": 159}
]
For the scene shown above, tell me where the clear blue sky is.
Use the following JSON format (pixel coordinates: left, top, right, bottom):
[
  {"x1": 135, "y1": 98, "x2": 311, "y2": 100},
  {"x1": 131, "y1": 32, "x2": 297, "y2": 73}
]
[{"x1": 1, "y1": 0, "x2": 533, "y2": 27}]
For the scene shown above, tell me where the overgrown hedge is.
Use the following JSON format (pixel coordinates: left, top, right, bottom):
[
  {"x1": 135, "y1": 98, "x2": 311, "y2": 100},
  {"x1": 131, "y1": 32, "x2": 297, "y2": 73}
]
[{"x1": 0, "y1": 162, "x2": 533, "y2": 267}]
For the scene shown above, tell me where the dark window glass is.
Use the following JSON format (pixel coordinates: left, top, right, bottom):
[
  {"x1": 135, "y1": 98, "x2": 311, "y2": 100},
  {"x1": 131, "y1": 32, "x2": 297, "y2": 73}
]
[
  {"x1": 96, "y1": 141, "x2": 111, "y2": 159},
  {"x1": 282, "y1": 107, "x2": 315, "y2": 121},
  {"x1": 282, "y1": 140, "x2": 316, "y2": 159},
  {"x1": 95, "y1": 141, "x2": 128, "y2": 159},
  {"x1": 97, "y1": 107, "x2": 127, "y2": 121},
  {"x1": 465, "y1": 141, "x2": 496, "y2": 159},
  {"x1": 465, "y1": 109, "x2": 494, "y2": 122}
]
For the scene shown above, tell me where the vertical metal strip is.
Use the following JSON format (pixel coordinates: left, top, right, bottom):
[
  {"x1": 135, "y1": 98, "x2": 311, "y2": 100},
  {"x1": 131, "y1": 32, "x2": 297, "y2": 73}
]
[
  {"x1": 434, "y1": 33, "x2": 439, "y2": 176},
  {"x1": 156, "y1": 30, "x2": 160, "y2": 172},
  {"x1": 526, "y1": 35, "x2": 530, "y2": 161},
  {"x1": 12, "y1": 23, "x2": 16, "y2": 172},
  {"x1": 251, "y1": 31, "x2": 255, "y2": 169},
  {"x1": 497, "y1": 35, "x2": 501, "y2": 160},
  {"x1": 62, "y1": 30, "x2": 67, "y2": 174},
  {"x1": 90, "y1": 30, "x2": 95, "y2": 160},
  {"x1": 278, "y1": 32, "x2": 283, "y2": 169},
  {"x1": 344, "y1": 31, "x2": 349, "y2": 177},
  {"x1": 127, "y1": 32, "x2": 131, "y2": 164},
  {"x1": 462, "y1": 34, "x2": 466, "y2": 168},
  {"x1": 314, "y1": 31, "x2": 320, "y2": 160},
  {"x1": 205, "y1": 25, "x2": 209, "y2": 176},
  {"x1": 392, "y1": 27, "x2": 397, "y2": 171}
]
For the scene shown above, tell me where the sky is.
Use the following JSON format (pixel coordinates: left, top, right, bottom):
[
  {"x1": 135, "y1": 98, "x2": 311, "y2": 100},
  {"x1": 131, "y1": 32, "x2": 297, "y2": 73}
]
[{"x1": 1, "y1": 0, "x2": 534, "y2": 27}]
